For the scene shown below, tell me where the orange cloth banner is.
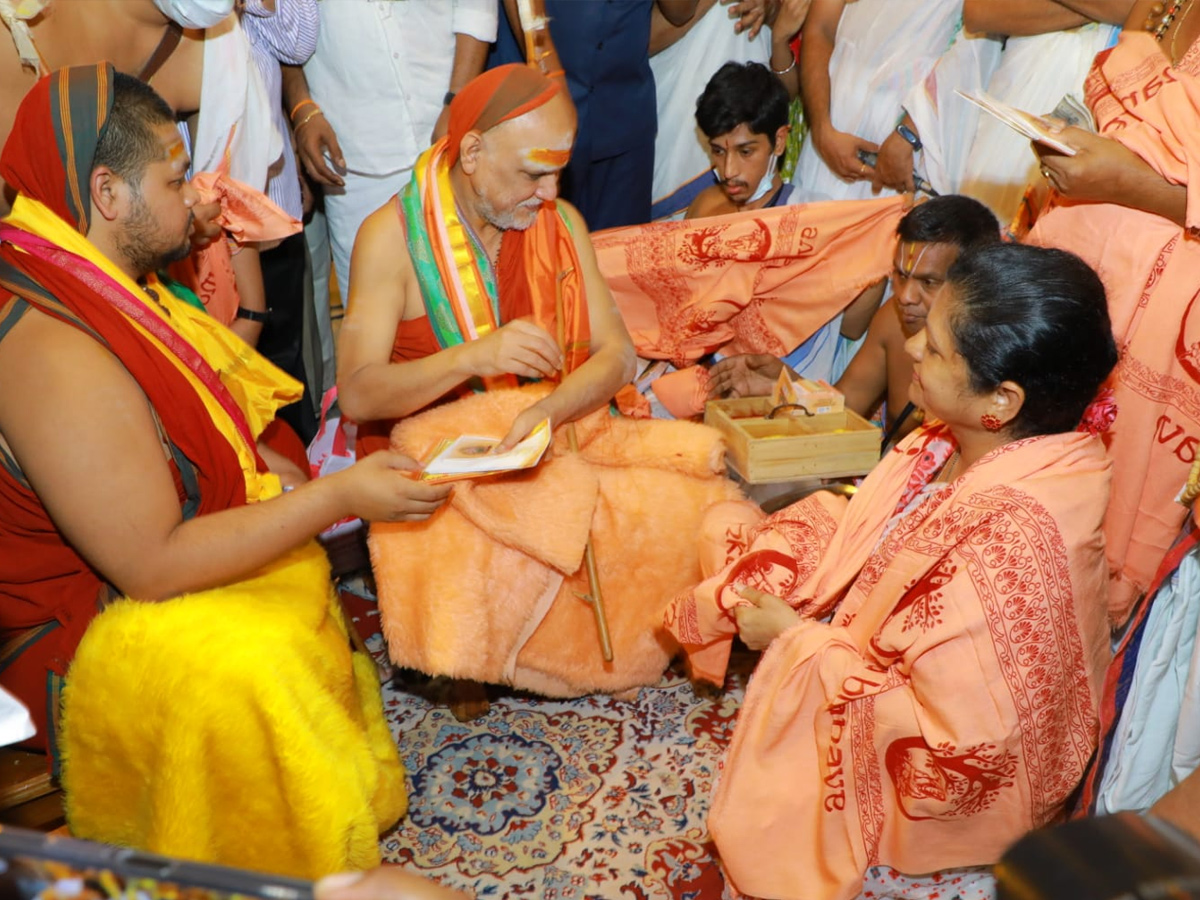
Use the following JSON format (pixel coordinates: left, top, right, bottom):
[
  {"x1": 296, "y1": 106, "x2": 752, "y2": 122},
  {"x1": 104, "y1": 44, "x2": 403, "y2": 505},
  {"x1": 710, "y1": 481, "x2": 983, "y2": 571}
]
[
  {"x1": 592, "y1": 196, "x2": 906, "y2": 364},
  {"x1": 1028, "y1": 31, "x2": 1200, "y2": 627}
]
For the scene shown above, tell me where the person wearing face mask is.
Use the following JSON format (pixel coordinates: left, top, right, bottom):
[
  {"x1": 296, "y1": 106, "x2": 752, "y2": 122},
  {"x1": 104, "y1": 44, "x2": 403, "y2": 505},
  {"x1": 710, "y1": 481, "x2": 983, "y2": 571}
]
[
  {"x1": 0, "y1": 0, "x2": 229, "y2": 216},
  {"x1": 686, "y1": 61, "x2": 792, "y2": 219},
  {"x1": 0, "y1": 0, "x2": 291, "y2": 351}
]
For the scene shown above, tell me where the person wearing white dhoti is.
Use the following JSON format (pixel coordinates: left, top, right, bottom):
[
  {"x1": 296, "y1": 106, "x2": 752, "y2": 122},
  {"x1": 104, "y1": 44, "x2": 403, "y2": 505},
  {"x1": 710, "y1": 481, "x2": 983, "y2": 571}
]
[
  {"x1": 791, "y1": 0, "x2": 962, "y2": 204},
  {"x1": 888, "y1": 0, "x2": 1122, "y2": 231},
  {"x1": 649, "y1": 0, "x2": 771, "y2": 220}
]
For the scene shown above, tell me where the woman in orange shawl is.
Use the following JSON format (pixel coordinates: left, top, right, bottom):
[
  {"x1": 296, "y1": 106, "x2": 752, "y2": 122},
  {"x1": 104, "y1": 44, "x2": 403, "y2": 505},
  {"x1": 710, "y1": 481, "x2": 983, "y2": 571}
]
[
  {"x1": 667, "y1": 244, "x2": 1118, "y2": 900},
  {"x1": 1028, "y1": 1, "x2": 1200, "y2": 629}
]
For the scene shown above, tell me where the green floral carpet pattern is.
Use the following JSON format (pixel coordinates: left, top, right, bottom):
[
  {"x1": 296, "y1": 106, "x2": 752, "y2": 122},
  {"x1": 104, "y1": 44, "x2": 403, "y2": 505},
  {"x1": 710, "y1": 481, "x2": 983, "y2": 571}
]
[{"x1": 373, "y1": 638, "x2": 749, "y2": 900}]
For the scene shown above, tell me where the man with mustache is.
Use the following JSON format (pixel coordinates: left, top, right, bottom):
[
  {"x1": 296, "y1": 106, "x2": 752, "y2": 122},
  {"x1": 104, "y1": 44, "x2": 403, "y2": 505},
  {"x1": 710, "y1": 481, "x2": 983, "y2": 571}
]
[
  {"x1": 339, "y1": 63, "x2": 635, "y2": 456},
  {"x1": 0, "y1": 65, "x2": 448, "y2": 876},
  {"x1": 686, "y1": 61, "x2": 794, "y2": 219}
]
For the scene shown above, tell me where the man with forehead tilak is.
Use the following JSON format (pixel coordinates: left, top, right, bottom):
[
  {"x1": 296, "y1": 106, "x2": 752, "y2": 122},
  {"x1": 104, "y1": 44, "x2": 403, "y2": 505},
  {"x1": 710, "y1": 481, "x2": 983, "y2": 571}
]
[
  {"x1": 708, "y1": 195, "x2": 1000, "y2": 445},
  {"x1": 340, "y1": 62, "x2": 635, "y2": 455},
  {"x1": 340, "y1": 64, "x2": 742, "y2": 698},
  {"x1": 0, "y1": 65, "x2": 450, "y2": 877}
]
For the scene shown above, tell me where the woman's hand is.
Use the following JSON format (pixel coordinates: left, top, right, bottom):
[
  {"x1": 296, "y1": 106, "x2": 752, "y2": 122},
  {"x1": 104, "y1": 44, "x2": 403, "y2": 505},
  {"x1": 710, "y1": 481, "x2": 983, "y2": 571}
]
[{"x1": 734, "y1": 586, "x2": 801, "y2": 650}]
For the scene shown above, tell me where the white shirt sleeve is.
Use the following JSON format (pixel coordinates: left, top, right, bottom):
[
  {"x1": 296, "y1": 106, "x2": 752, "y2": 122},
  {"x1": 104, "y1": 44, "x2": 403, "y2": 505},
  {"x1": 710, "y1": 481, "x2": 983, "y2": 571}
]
[{"x1": 451, "y1": 0, "x2": 499, "y2": 44}]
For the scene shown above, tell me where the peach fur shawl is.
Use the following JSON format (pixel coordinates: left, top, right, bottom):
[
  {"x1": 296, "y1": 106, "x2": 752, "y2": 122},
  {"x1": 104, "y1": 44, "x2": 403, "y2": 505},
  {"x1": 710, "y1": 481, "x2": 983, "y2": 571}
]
[
  {"x1": 697, "y1": 425, "x2": 1112, "y2": 900},
  {"x1": 368, "y1": 384, "x2": 744, "y2": 696}
]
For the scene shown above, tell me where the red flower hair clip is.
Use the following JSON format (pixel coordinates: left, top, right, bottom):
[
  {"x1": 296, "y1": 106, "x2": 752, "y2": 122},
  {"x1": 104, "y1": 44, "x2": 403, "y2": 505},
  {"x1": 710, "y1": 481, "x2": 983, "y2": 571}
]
[{"x1": 1078, "y1": 388, "x2": 1117, "y2": 437}]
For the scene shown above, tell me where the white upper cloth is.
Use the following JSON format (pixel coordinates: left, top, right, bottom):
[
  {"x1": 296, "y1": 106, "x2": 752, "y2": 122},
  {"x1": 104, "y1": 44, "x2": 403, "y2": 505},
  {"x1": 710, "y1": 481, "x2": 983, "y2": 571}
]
[
  {"x1": 904, "y1": 27, "x2": 1003, "y2": 197},
  {"x1": 790, "y1": 0, "x2": 961, "y2": 203},
  {"x1": 241, "y1": 0, "x2": 320, "y2": 219},
  {"x1": 302, "y1": 0, "x2": 499, "y2": 178},
  {"x1": 649, "y1": 2, "x2": 771, "y2": 221},
  {"x1": 958, "y1": 23, "x2": 1118, "y2": 226},
  {"x1": 193, "y1": 12, "x2": 282, "y2": 190}
]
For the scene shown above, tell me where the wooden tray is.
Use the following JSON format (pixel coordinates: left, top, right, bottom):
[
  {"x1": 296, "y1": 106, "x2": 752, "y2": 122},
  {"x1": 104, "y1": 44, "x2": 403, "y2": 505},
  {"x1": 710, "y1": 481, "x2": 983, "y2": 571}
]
[{"x1": 705, "y1": 397, "x2": 881, "y2": 484}]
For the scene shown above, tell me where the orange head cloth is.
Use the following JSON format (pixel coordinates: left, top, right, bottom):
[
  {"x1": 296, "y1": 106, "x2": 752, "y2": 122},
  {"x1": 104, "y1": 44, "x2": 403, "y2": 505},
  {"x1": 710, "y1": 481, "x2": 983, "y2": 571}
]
[{"x1": 446, "y1": 64, "x2": 563, "y2": 166}]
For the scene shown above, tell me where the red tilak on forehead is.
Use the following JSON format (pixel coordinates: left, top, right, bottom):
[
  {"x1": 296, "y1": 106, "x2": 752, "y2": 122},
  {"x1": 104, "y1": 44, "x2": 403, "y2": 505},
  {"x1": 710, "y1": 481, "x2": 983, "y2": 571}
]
[{"x1": 527, "y1": 148, "x2": 569, "y2": 167}]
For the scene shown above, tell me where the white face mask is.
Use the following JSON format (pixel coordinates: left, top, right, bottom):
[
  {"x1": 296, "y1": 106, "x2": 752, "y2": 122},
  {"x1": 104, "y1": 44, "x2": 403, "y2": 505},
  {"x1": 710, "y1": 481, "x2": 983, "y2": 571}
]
[
  {"x1": 712, "y1": 151, "x2": 778, "y2": 205},
  {"x1": 152, "y1": 0, "x2": 233, "y2": 29},
  {"x1": 745, "y1": 152, "x2": 777, "y2": 204}
]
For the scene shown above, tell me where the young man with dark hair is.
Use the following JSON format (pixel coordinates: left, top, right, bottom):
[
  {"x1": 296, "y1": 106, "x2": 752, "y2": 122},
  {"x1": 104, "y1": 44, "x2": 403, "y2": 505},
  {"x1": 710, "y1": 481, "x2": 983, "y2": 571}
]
[
  {"x1": 686, "y1": 61, "x2": 792, "y2": 218},
  {"x1": 708, "y1": 194, "x2": 1000, "y2": 441}
]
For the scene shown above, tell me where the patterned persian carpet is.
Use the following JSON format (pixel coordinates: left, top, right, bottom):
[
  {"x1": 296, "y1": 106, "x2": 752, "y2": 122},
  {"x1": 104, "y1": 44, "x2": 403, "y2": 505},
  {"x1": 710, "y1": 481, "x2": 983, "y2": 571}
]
[{"x1": 348, "y1": 589, "x2": 750, "y2": 899}]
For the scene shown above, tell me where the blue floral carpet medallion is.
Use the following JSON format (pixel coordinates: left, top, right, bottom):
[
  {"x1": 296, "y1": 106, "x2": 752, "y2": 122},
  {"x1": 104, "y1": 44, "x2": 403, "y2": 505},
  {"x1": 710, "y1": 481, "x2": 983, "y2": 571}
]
[{"x1": 375, "y1": 648, "x2": 750, "y2": 899}]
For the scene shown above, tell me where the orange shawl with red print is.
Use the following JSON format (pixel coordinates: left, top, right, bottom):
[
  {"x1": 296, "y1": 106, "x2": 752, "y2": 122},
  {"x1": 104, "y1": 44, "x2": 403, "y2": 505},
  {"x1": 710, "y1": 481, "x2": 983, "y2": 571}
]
[
  {"x1": 1028, "y1": 31, "x2": 1200, "y2": 627},
  {"x1": 676, "y1": 426, "x2": 1112, "y2": 900},
  {"x1": 591, "y1": 196, "x2": 905, "y2": 365}
]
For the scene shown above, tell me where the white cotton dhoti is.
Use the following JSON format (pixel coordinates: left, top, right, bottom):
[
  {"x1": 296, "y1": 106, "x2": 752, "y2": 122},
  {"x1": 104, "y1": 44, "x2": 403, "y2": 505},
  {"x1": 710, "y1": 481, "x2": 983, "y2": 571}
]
[{"x1": 650, "y1": 3, "x2": 771, "y2": 221}]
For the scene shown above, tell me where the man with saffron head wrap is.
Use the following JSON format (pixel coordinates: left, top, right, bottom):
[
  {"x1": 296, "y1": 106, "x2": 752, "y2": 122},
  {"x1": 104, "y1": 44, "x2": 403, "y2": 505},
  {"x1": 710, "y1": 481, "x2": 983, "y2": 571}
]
[
  {"x1": 339, "y1": 62, "x2": 635, "y2": 461},
  {"x1": 339, "y1": 64, "x2": 741, "y2": 698},
  {"x1": 0, "y1": 64, "x2": 452, "y2": 876}
]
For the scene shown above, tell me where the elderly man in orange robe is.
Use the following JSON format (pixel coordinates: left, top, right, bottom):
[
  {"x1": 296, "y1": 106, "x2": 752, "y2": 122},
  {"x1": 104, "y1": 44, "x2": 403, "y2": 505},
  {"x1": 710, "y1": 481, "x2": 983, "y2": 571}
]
[{"x1": 338, "y1": 64, "x2": 741, "y2": 697}]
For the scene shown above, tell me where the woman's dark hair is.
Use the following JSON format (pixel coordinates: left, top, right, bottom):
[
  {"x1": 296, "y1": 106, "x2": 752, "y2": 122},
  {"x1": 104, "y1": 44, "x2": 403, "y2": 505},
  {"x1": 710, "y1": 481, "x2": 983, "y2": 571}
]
[
  {"x1": 946, "y1": 243, "x2": 1117, "y2": 439},
  {"x1": 695, "y1": 61, "x2": 790, "y2": 141}
]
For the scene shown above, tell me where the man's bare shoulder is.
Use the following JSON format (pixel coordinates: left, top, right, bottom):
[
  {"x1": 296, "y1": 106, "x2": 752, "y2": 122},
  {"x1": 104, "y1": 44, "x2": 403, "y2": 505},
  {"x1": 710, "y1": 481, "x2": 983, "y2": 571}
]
[
  {"x1": 355, "y1": 195, "x2": 412, "y2": 274},
  {"x1": 0, "y1": 304, "x2": 147, "y2": 428},
  {"x1": 0, "y1": 303, "x2": 129, "y2": 375},
  {"x1": 345, "y1": 193, "x2": 420, "y2": 321},
  {"x1": 686, "y1": 184, "x2": 728, "y2": 220},
  {"x1": 555, "y1": 198, "x2": 592, "y2": 236},
  {"x1": 152, "y1": 29, "x2": 205, "y2": 115},
  {"x1": 872, "y1": 297, "x2": 905, "y2": 350}
]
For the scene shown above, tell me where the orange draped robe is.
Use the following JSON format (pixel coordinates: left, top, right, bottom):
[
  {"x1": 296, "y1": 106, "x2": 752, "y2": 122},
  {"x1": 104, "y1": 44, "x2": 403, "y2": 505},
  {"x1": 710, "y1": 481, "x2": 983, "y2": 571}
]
[
  {"x1": 1028, "y1": 31, "x2": 1200, "y2": 627},
  {"x1": 669, "y1": 425, "x2": 1112, "y2": 900}
]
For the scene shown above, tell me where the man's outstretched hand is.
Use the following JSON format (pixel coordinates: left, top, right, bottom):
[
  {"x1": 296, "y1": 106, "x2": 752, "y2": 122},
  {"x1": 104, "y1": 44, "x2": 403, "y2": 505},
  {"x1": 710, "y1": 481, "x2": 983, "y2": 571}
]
[{"x1": 707, "y1": 353, "x2": 784, "y2": 399}]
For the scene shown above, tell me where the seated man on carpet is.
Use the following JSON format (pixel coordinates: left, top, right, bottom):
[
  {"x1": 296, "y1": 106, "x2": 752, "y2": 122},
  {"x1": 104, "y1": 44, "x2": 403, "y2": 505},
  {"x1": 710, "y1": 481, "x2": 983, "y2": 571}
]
[
  {"x1": 338, "y1": 63, "x2": 742, "y2": 698},
  {"x1": 666, "y1": 243, "x2": 1117, "y2": 900},
  {"x1": 689, "y1": 59, "x2": 876, "y2": 385},
  {"x1": 0, "y1": 65, "x2": 452, "y2": 878},
  {"x1": 339, "y1": 62, "x2": 634, "y2": 456},
  {"x1": 707, "y1": 195, "x2": 1000, "y2": 444}
]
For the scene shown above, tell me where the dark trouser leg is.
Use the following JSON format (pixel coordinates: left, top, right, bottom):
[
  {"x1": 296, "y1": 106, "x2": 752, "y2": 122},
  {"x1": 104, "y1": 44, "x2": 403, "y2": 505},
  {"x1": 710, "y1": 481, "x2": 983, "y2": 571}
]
[{"x1": 258, "y1": 232, "x2": 319, "y2": 443}]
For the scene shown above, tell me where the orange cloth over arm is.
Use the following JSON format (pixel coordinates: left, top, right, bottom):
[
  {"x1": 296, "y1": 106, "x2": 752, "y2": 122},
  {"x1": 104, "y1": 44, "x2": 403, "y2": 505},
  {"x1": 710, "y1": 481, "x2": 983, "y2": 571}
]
[
  {"x1": 695, "y1": 427, "x2": 1113, "y2": 900},
  {"x1": 1028, "y1": 31, "x2": 1200, "y2": 626},
  {"x1": 592, "y1": 196, "x2": 906, "y2": 366}
]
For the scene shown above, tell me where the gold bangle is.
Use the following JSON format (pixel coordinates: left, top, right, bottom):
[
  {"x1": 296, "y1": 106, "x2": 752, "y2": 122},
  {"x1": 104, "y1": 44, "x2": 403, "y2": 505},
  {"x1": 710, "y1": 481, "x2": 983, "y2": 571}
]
[{"x1": 294, "y1": 109, "x2": 325, "y2": 132}]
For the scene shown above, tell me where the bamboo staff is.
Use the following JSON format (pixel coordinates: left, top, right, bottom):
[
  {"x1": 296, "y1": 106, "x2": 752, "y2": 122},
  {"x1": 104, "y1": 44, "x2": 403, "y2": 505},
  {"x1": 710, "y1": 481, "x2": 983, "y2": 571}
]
[{"x1": 555, "y1": 268, "x2": 613, "y2": 662}]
